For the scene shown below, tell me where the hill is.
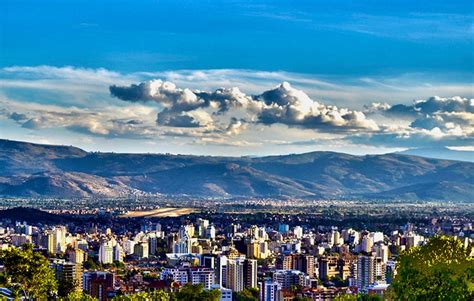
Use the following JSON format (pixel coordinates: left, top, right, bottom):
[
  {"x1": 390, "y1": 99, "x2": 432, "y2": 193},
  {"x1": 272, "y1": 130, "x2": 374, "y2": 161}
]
[
  {"x1": 0, "y1": 139, "x2": 472, "y2": 201},
  {"x1": 398, "y1": 147, "x2": 474, "y2": 162}
]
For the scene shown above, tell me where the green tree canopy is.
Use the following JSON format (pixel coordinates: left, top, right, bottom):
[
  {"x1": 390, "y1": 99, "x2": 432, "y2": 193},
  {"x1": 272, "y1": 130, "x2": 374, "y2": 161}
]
[
  {"x1": 233, "y1": 288, "x2": 259, "y2": 301},
  {"x1": 390, "y1": 235, "x2": 474, "y2": 301},
  {"x1": 334, "y1": 294, "x2": 382, "y2": 301},
  {"x1": 0, "y1": 244, "x2": 58, "y2": 299},
  {"x1": 175, "y1": 284, "x2": 221, "y2": 301},
  {"x1": 60, "y1": 291, "x2": 99, "y2": 301},
  {"x1": 112, "y1": 290, "x2": 171, "y2": 301}
]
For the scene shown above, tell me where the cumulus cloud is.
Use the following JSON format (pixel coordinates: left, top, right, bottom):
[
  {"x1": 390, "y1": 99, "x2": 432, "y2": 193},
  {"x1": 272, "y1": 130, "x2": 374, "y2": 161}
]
[
  {"x1": 368, "y1": 96, "x2": 474, "y2": 116},
  {"x1": 0, "y1": 100, "x2": 161, "y2": 139},
  {"x1": 110, "y1": 80, "x2": 378, "y2": 132},
  {"x1": 110, "y1": 79, "x2": 262, "y2": 114},
  {"x1": 110, "y1": 80, "x2": 204, "y2": 111},
  {"x1": 257, "y1": 82, "x2": 379, "y2": 131},
  {"x1": 2, "y1": 65, "x2": 473, "y2": 152},
  {"x1": 357, "y1": 96, "x2": 474, "y2": 147},
  {"x1": 156, "y1": 109, "x2": 214, "y2": 128},
  {"x1": 350, "y1": 127, "x2": 474, "y2": 148},
  {"x1": 225, "y1": 118, "x2": 247, "y2": 135}
]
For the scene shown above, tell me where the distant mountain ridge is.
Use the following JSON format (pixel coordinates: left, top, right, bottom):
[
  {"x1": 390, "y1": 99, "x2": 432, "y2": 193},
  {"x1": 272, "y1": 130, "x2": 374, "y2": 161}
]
[
  {"x1": 397, "y1": 147, "x2": 474, "y2": 162},
  {"x1": 0, "y1": 139, "x2": 472, "y2": 201}
]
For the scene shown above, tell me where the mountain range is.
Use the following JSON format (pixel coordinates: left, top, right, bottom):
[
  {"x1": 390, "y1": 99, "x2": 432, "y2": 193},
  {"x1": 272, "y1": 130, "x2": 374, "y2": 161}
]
[
  {"x1": 0, "y1": 139, "x2": 472, "y2": 201},
  {"x1": 397, "y1": 147, "x2": 474, "y2": 163}
]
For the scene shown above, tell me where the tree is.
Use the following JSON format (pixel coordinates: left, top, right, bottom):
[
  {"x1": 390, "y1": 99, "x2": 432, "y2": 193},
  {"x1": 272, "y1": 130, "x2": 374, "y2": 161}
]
[
  {"x1": 0, "y1": 244, "x2": 58, "y2": 299},
  {"x1": 389, "y1": 235, "x2": 474, "y2": 301},
  {"x1": 329, "y1": 275, "x2": 349, "y2": 287},
  {"x1": 60, "y1": 291, "x2": 98, "y2": 301},
  {"x1": 112, "y1": 290, "x2": 172, "y2": 301},
  {"x1": 334, "y1": 294, "x2": 382, "y2": 301},
  {"x1": 233, "y1": 288, "x2": 259, "y2": 301},
  {"x1": 175, "y1": 284, "x2": 221, "y2": 301},
  {"x1": 58, "y1": 278, "x2": 78, "y2": 297}
]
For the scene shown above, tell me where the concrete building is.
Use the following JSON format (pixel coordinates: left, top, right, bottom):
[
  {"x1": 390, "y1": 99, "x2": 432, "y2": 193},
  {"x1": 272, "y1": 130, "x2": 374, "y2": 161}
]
[
  {"x1": 98, "y1": 241, "x2": 113, "y2": 264},
  {"x1": 356, "y1": 255, "x2": 385, "y2": 292},
  {"x1": 259, "y1": 280, "x2": 281, "y2": 301}
]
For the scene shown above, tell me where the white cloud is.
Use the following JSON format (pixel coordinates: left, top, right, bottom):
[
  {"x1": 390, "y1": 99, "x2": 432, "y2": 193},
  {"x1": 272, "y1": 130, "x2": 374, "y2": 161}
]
[
  {"x1": 257, "y1": 82, "x2": 379, "y2": 131},
  {"x1": 1, "y1": 65, "x2": 473, "y2": 153},
  {"x1": 111, "y1": 80, "x2": 378, "y2": 132}
]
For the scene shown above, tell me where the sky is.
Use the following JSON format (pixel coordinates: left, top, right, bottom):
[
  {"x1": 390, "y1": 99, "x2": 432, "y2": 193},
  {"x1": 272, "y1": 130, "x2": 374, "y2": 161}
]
[{"x1": 0, "y1": 0, "x2": 473, "y2": 156}]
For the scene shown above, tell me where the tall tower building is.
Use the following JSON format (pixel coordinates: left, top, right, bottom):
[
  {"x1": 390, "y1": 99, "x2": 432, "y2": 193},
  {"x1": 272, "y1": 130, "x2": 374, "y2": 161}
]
[
  {"x1": 99, "y1": 241, "x2": 113, "y2": 264},
  {"x1": 53, "y1": 260, "x2": 83, "y2": 292},
  {"x1": 244, "y1": 259, "x2": 258, "y2": 289},
  {"x1": 356, "y1": 255, "x2": 385, "y2": 292},
  {"x1": 216, "y1": 255, "x2": 228, "y2": 287},
  {"x1": 259, "y1": 280, "x2": 281, "y2": 301},
  {"x1": 227, "y1": 259, "x2": 244, "y2": 292},
  {"x1": 294, "y1": 254, "x2": 315, "y2": 278}
]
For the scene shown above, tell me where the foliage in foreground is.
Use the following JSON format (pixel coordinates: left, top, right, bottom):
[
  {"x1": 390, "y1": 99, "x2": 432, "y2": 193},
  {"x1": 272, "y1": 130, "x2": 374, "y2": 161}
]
[
  {"x1": 111, "y1": 284, "x2": 220, "y2": 301},
  {"x1": 389, "y1": 235, "x2": 473, "y2": 301},
  {"x1": 334, "y1": 294, "x2": 382, "y2": 301},
  {"x1": 233, "y1": 287, "x2": 259, "y2": 301},
  {"x1": 0, "y1": 244, "x2": 57, "y2": 300}
]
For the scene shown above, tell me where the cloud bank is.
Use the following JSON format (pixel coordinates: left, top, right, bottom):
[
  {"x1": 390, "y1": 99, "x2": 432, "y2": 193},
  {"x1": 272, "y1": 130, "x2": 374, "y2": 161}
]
[
  {"x1": 1, "y1": 65, "x2": 473, "y2": 154},
  {"x1": 110, "y1": 80, "x2": 378, "y2": 133}
]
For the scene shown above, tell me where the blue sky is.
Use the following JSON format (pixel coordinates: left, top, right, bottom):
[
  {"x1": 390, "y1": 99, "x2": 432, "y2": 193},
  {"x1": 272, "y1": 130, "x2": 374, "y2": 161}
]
[{"x1": 0, "y1": 0, "x2": 473, "y2": 155}]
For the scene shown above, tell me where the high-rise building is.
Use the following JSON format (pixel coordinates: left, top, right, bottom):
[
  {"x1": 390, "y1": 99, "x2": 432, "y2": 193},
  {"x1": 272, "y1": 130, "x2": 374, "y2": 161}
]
[
  {"x1": 203, "y1": 255, "x2": 215, "y2": 269},
  {"x1": 337, "y1": 256, "x2": 356, "y2": 280},
  {"x1": 276, "y1": 254, "x2": 294, "y2": 270},
  {"x1": 148, "y1": 234, "x2": 158, "y2": 256},
  {"x1": 190, "y1": 268, "x2": 215, "y2": 289},
  {"x1": 278, "y1": 224, "x2": 290, "y2": 234},
  {"x1": 134, "y1": 242, "x2": 149, "y2": 258},
  {"x1": 244, "y1": 259, "x2": 258, "y2": 289},
  {"x1": 207, "y1": 225, "x2": 216, "y2": 239},
  {"x1": 83, "y1": 272, "x2": 115, "y2": 301},
  {"x1": 161, "y1": 268, "x2": 189, "y2": 284},
  {"x1": 247, "y1": 241, "x2": 260, "y2": 259},
  {"x1": 259, "y1": 280, "x2": 281, "y2": 301},
  {"x1": 161, "y1": 267, "x2": 215, "y2": 289},
  {"x1": 197, "y1": 218, "x2": 209, "y2": 237},
  {"x1": 272, "y1": 270, "x2": 310, "y2": 290},
  {"x1": 293, "y1": 226, "x2": 303, "y2": 239},
  {"x1": 360, "y1": 236, "x2": 374, "y2": 253},
  {"x1": 293, "y1": 254, "x2": 315, "y2": 278},
  {"x1": 47, "y1": 227, "x2": 67, "y2": 254},
  {"x1": 216, "y1": 255, "x2": 228, "y2": 287},
  {"x1": 122, "y1": 240, "x2": 135, "y2": 255},
  {"x1": 179, "y1": 225, "x2": 195, "y2": 239},
  {"x1": 227, "y1": 259, "x2": 245, "y2": 292},
  {"x1": 53, "y1": 260, "x2": 83, "y2": 292},
  {"x1": 68, "y1": 248, "x2": 87, "y2": 264},
  {"x1": 374, "y1": 243, "x2": 389, "y2": 264},
  {"x1": 98, "y1": 241, "x2": 113, "y2": 264},
  {"x1": 113, "y1": 244, "x2": 124, "y2": 262},
  {"x1": 319, "y1": 255, "x2": 339, "y2": 280},
  {"x1": 356, "y1": 255, "x2": 385, "y2": 292}
]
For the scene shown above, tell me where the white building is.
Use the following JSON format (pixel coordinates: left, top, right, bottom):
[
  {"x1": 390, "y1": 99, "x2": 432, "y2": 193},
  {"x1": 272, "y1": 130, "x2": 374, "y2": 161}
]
[
  {"x1": 259, "y1": 280, "x2": 281, "y2": 301},
  {"x1": 293, "y1": 226, "x2": 303, "y2": 239},
  {"x1": 190, "y1": 268, "x2": 215, "y2": 289},
  {"x1": 211, "y1": 284, "x2": 232, "y2": 301},
  {"x1": 99, "y1": 241, "x2": 114, "y2": 264}
]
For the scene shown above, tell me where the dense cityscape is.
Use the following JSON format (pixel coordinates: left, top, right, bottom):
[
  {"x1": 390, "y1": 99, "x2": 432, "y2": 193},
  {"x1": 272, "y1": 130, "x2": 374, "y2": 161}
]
[
  {"x1": 0, "y1": 198, "x2": 472, "y2": 300},
  {"x1": 1, "y1": 0, "x2": 473, "y2": 300}
]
